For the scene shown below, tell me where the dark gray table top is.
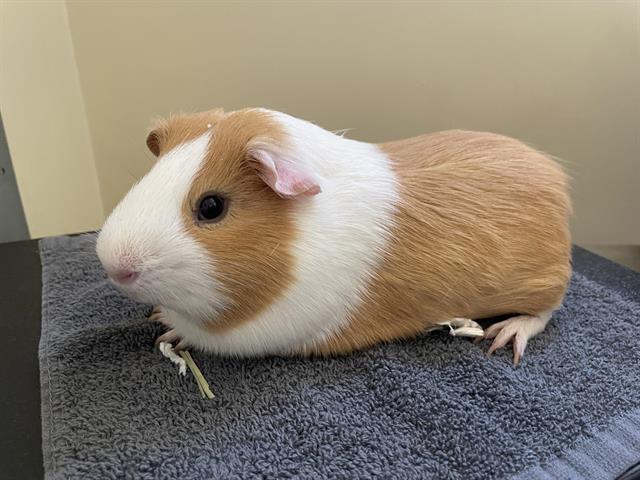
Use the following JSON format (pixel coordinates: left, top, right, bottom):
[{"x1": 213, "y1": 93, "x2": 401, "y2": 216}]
[{"x1": 1, "y1": 239, "x2": 43, "y2": 479}]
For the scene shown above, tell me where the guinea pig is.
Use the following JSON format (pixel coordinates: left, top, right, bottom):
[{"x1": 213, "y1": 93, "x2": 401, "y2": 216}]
[{"x1": 96, "y1": 107, "x2": 571, "y2": 365}]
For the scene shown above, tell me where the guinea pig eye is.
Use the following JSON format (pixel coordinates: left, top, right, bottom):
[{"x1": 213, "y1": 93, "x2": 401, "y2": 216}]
[{"x1": 196, "y1": 194, "x2": 227, "y2": 223}]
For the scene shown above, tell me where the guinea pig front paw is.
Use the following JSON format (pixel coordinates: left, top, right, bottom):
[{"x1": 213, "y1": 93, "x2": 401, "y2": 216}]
[
  {"x1": 155, "y1": 328, "x2": 189, "y2": 352},
  {"x1": 149, "y1": 307, "x2": 191, "y2": 351},
  {"x1": 148, "y1": 306, "x2": 172, "y2": 327}
]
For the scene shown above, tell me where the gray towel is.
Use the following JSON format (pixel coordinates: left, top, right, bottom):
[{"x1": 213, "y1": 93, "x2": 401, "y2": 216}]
[{"x1": 39, "y1": 234, "x2": 640, "y2": 479}]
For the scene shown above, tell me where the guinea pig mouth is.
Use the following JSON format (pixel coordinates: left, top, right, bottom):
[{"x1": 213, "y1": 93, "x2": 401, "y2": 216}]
[
  {"x1": 111, "y1": 280, "x2": 163, "y2": 308},
  {"x1": 107, "y1": 271, "x2": 174, "y2": 308},
  {"x1": 108, "y1": 275, "x2": 142, "y2": 296}
]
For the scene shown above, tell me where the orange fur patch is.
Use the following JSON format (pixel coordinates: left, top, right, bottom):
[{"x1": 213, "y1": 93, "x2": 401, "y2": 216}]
[
  {"x1": 146, "y1": 109, "x2": 226, "y2": 156},
  {"x1": 175, "y1": 109, "x2": 298, "y2": 333},
  {"x1": 313, "y1": 130, "x2": 572, "y2": 355}
]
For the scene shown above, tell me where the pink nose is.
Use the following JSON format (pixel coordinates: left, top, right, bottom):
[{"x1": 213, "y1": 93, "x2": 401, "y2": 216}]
[{"x1": 109, "y1": 268, "x2": 139, "y2": 284}]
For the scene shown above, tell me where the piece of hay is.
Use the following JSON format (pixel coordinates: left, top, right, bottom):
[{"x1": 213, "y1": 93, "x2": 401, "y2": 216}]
[
  {"x1": 158, "y1": 342, "x2": 215, "y2": 399},
  {"x1": 179, "y1": 350, "x2": 215, "y2": 399}
]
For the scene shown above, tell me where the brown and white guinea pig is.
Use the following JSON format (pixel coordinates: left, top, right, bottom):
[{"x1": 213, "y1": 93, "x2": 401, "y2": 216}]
[{"x1": 96, "y1": 107, "x2": 571, "y2": 364}]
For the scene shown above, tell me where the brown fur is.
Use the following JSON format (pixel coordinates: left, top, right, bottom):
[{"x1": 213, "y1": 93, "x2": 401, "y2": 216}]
[
  {"x1": 148, "y1": 108, "x2": 297, "y2": 332},
  {"x1": 150, "y1": 110, "x2": 571, "y2": 356},
  {"x1": 147, "y1": 109, "x2": 226, "y2": 156},
  {"x1": 175, "y1": 109, "x2": 298, "y2": 332},
  {"x1": 312, "y1": 130, "x2": 572, "y2": 355}
]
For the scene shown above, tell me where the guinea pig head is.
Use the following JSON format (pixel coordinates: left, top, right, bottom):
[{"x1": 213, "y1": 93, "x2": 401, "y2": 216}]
[{"x1": 96, "y1": 108, "x2": 322, "y2": 323}]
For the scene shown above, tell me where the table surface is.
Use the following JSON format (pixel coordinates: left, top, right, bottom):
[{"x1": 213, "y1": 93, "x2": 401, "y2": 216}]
[
  {"x1": 1, "y1": 239, "x2": 43, "y2": 480},
  {"x1": 1, "y1": 239, "x2": 638, "y2": 480}
]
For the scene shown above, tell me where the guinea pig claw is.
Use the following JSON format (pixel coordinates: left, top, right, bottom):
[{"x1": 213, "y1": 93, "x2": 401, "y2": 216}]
[
  {"x1": 174, "y1": 340, "x2": 189, "y2": 352},
  {"x1": 512, "y1": 333, "x2": 527, "y2": 366}
]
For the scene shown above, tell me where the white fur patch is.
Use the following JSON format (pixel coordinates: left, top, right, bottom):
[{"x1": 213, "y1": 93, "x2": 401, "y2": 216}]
[
  {"x1": 96, "y1": 132, "x2": 227, "y2": 320},
  {"x1": 173, "y1": 110, "x2": 400, "y2": 356}
]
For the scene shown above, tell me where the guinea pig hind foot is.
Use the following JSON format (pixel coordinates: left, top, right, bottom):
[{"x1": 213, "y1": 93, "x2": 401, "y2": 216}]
[{"x1": 476, "y1": 310, "x2": 553, "y2": 366}]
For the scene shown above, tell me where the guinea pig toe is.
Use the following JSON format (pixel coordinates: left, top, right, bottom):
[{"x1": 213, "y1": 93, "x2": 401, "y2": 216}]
[
  {"x1": 482, "y1": 319, "x2": 512, "y2": 341},
  {"x1": 148, "y1": 306, "x2": 163, "y2": 321},
  {"x1": 512, "y1": 334, "x2": 528, "y2": 366},
  {"x1": 149, "y1": 306, "x2": 172, "y2": 327},
  {"x1": 486, "y1": 327, "x2": 518, "y2": 356},
  {"x1": 155, "y1": 329, "x2": 181, "y2": 346},
  {"x1": 173, "y1": 339, "x2": 189, "y2": 352},
  {"x1": 483, "y1": 314, "x2": 549, "y2": 366}
]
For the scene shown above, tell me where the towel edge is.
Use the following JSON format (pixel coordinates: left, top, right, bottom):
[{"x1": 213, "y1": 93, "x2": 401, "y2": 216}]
[{"x1": 513, "y1": 408, "x2": 640, "y2": 480}]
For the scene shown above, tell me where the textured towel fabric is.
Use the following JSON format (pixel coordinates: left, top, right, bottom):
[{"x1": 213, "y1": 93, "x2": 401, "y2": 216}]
[{"x1": 39, "y1": 234, "x2": 640, "y2": 480}]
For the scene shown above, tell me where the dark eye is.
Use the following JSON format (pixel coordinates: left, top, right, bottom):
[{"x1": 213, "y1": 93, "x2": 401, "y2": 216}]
[{"x1": 196, "y1": 194, "x2": 227, "y2": 223}]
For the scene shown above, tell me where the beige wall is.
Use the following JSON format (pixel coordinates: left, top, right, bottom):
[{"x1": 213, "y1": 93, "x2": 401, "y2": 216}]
[
  {"x1": 0, "y1": 0, "x2": 103, "y2": 238},
  {"x1": 4, "y1": 1, "x2": 639, "y2": 244}
]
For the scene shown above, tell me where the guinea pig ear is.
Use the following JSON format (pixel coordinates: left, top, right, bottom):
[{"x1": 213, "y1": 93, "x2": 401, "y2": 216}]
[
  {"x1": 247, "y1": 140, "x2": 322, "y2": 199},
  {"x1": 147, "y1": 119, "x2": 166, "y2": 157},
  {"x1": 145, "y1": 129, "x2": 162, "y2": 157}
]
